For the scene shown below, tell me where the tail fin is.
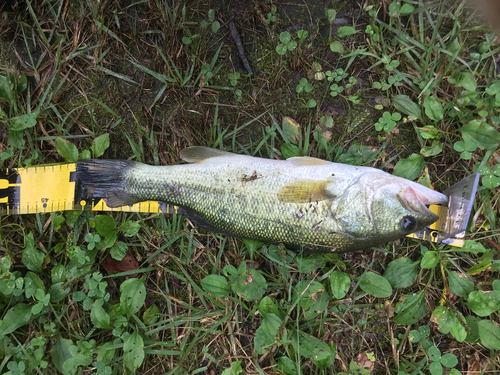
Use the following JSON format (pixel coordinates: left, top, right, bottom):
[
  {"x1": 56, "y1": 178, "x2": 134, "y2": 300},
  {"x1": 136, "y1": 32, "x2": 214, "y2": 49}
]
[{"x1": 76, "y1": 159, "x2": 141, "y2": 208}]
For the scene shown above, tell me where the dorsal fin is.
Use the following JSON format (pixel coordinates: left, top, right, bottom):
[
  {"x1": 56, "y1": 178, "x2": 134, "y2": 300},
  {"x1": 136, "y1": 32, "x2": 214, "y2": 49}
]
[
  {"x1": 180, "y1": 146, "x2": 233, "y2": 163},
  {"x1": 287, "y1": 156, "x2": 333, "y2": 166},
  {"x1": 278, "y1": 180, "x2": 336, "y2": 203}
]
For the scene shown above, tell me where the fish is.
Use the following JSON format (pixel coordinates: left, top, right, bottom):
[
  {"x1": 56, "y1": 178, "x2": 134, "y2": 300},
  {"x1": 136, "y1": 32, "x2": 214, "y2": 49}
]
[{"x1": 76, "y1": 146, "x2": 448, "y2": 252}]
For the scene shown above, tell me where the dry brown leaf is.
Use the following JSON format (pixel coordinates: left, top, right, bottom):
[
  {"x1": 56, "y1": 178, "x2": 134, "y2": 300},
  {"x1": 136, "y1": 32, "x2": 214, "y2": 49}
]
[
  {"x1": 102, "y1": 254, "x2": 139, "y2": 277},
  {"x1": 355, "y1": 352, "x2": 375, "y2": 373}
]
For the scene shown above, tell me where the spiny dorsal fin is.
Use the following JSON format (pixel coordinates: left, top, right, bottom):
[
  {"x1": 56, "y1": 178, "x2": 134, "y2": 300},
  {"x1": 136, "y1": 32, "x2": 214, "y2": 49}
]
[
  {"x1": 287, "y1": 156, "x2": 333, "y2": 166},
  {"x1": 278, "y1": 180, "x2": 336, "y2": 203},
  {"x1": 180, "y1": 146, "x2": 233, "y2": 163}
]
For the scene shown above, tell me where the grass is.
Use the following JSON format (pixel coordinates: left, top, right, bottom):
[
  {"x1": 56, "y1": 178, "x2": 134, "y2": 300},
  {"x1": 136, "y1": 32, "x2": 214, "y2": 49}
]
[{"x1": 0, "y1": 0, "x2": 500, "y2": 374}]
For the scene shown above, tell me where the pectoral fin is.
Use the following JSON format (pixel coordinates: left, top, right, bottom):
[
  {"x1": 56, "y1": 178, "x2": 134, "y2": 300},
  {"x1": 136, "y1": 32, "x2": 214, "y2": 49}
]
[
  {"x1": 278, "y1": 180, "x2": 336, "y2": 203},
  {"x1": 180, "y1": 147, "x2": 233, "y2": 163}
]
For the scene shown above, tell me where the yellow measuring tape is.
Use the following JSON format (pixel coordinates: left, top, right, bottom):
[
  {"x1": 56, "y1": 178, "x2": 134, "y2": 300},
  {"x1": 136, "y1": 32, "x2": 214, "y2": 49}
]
[
  {"x1": 0, "y1": 163, "x2": 464, "y2": 247},
  {"x1": 0, "y1": 163, "x2": 176, "y2": 215}
]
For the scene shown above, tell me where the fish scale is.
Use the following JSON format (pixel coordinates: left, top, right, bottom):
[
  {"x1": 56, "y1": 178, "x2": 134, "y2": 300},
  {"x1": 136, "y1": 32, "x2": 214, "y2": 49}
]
[
  {"x1": 126, "y1": 161, "x2": 350, "y2": 250},
  {"x1": 76, "y1": 147, "x2": 448, "y2": 252}
]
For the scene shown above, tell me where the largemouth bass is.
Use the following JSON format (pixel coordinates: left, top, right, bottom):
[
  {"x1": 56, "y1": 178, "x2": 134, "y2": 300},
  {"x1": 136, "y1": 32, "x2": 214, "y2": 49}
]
[{"x1": 76, "y1": 147, "x2": 448, "y2": 252}]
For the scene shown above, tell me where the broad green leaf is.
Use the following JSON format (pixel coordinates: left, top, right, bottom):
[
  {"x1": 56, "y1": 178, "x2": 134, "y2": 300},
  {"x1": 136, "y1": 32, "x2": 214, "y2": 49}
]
[
  {"x1": 243, "y1": 239, "x2": 266, "y2": 260},
  {"x1": 330, "y1": 41, "x2": 344, "y2": 53},
  {"x1": 421, "y1": 251, "x2": 440, "y2": 269},
  {"x1": 462, "y1": 240, "x2": 486, "y2": 254},
  {"x1": 0, "y1": 74, "x2": 16, "y2": 108},
  {"x1": 279, "y1": 32, "x2": 291, "y2": 44},
  {"x1": 224, "y1": 263, "x2": 267, "y2": 301},
  {"x1": 400, "y1": 3, "x2": 414, "y2": 14},
  {"x1": 447, "y1": 271, "x2": 474, "y2": 298},
  {"x1": 383, "y1": 258, "x2": 419, "y2": 288},
  {"x1": 430, "y1": 306, "x2": 467, "y2": 342},
  {"x1": 201, "y1": 275, "x2": 230, "y2": 298},
  {"x1": 51, "y1": 335, "x2": 74, "y2": 375},
  {"x1": 447, "y1": 71, "x2": 477, "y2": 92},
  {"x1": 212, "y1": 21, "x2": 220, "y2": 33},
  {"x1": 430, "y1": 362, "x2": 443, "y2": 375},
  {"x1": 55, "y1": 137, "x2": 79, "y2": 163},
  {"x1": 48, "y1": 282, "x2": 70, "y2": 303},
  {"x1": 277, "y1": 357, "x2": 299, "y2": 375},
  {"x1": 294, "y1": 280, "x2": 325, "y2": 308},
  {"x1": 467, "y1": 290, "x2": 500, "y2": 316},
  {"x1": 459, "y1": 120, "x2": 500, "y2": 150},
  {"x1": 259, "y1": 296, "x2": 282, "y2": 319},
  {"x1": 143, "y1": 303, "x2": 161, "y2": 325},
  {"x1": 261, "y1": 313, "x2": 282, "y2": 340},
  {"x1": 325, "y1": 8, "x2": 336, "y2": 23},
  {"x1": 97, "y1": 341, "x2": 116, "y2": 365},
  {"x1": 418, "y1": 125, "x2": 441, "y2": 140},
  {"x1": 0, "y1": 255, "x2": 12, "y2": 273},
  {"x1": 8, "y1": 129, "x2": 25, "y2": 150},
  {"x1": 53, "y1": 214, "x2": 65, "y2": 231},
  {"x1": 254, "y1": 313, "x2": 281, "y2": 354},
  {"x1": 123, "y1": 331, "x2": 145, "y2": 371},
  {"x1": 358, "y1": 272, "x2": 392, "y2": 298},
  {"x1": 392, "y1": 95, "x2": 422, "y2": 119},
  {"x1": 393, "y1": 153, "x2": 425, "y2": 181},
  {"x1": 120, "y1": 278, "x2": 146, "y2": 316},
  {"x1": 477, "y1": 320, "x2": 500, "y2": 350},
  {"x1": 103, "y1": 231, "x2": 117, "y2": 248},
  {"x1": 91, "y1": 299, "x2": 111, "y2": 329},
  {"x1": 409, "y1": 329, "x2": 422, "y2": 343},
  {"x1": 281, "y1": 143, "x2": 304, "y2": 159},
  {"x1": 91, "y1": 133, "x2": 110, "y2": 158},
  {"x1": 330, "y1": 270, "x2": 351, "y2": 299},
  {"x1": 428, "y1": 346, "x2": 441, "y2": 361},
  {"x1": 95, "y1": 215, "x2": 117, "y2": 237},
  {"x1": 276, "y1": 44, "x2": 287, "y2": 55},
  {"x1": 121, "y1": 221, "x2": 141, "y2": 237},
  {"x1": 482, "y1": 175, "x2": 500, "y2": 188},
  {"x1": 314, "y1": 342, "x2": 336, "y2": 369},
  {"x1": 493, "y1": 279, "x2": 500, "y2": 290},
  {"x1": 282, "y1": 116, "x2": 301, "y2": 144},
  {"x1": 0, "y1": 336, "x2": 13, "y2": 358},
  {"x1": 0, "y1": 303, "x2": 32, "y2": 336},
  {"x1": 25, "y1": 271, "x2": 45, "y2": 294},
  {"x1": 8, "y1": 110, "x2": 39, "y2": 131},
  {"x1": 295, "y1": 254, "x2": 326, "y2": 273},
  {"x1": 22, "y1": 233, "x2": 44, "y2": 273},
  {"x1": 465, "y1": 315, "x2": 481, "y2": 344},
  {"x1": 421, "y1": 140, "x2": 443, "y2": 157},
  {"x1": 393, "y1": 290, "x2": 427, "y2": 325},
  {"x1": 424, "y1": 96, "x2": 443, "y2": 121},
  {"x1": 337, "y1": 26, "x2": 356, "y2": 37},
  {"x1": 303, "y1": 288, "x2": 329, "y2": 320},
  {"x1": 72, "y1": 291, "x2": 86, "y2": 302},
  {"x1": 110, "y1": 241, "x2": 128, "y2": 261},
  {"x1": 441, "y1": 353, "x2": 458, "y2": 368},
  {"x1": 291, "y1": 330, "x2": 333, "y2": 368},
  {"x1": 65, "y1": 210, "x2": 83, "y2": 227},
  {"x1": 221, "y1": 360, "x2": 243, "y2": 375}
]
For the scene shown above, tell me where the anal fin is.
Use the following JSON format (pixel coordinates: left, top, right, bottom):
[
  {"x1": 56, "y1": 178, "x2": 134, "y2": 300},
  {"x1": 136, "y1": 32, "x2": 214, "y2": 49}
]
[{"x1": 177, "y1": 207, "x2": 231, "y2": 235}]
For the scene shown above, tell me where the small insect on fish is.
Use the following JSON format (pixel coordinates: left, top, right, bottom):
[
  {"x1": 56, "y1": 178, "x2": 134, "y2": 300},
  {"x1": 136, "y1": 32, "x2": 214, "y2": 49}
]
[{"x1": 76, "y1": 147, "x2": 448, "y2": 252}]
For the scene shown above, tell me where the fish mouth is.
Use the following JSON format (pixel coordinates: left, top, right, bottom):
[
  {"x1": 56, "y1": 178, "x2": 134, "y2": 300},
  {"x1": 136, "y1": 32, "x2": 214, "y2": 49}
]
[{"x1": 404, "y1": 186, "x2": 448, "y2": 221}]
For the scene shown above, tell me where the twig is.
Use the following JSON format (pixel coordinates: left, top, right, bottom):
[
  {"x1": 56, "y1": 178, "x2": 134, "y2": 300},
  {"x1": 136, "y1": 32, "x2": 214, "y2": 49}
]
[{"x1": 229, "y1": 21, "x2": 253, "y2": 75}]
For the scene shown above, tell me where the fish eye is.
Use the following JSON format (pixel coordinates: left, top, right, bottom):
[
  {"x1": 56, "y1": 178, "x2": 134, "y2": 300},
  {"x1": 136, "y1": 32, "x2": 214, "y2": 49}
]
[{"x1": 400, "y1": 216, "x2": 417, "y2": 232}]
